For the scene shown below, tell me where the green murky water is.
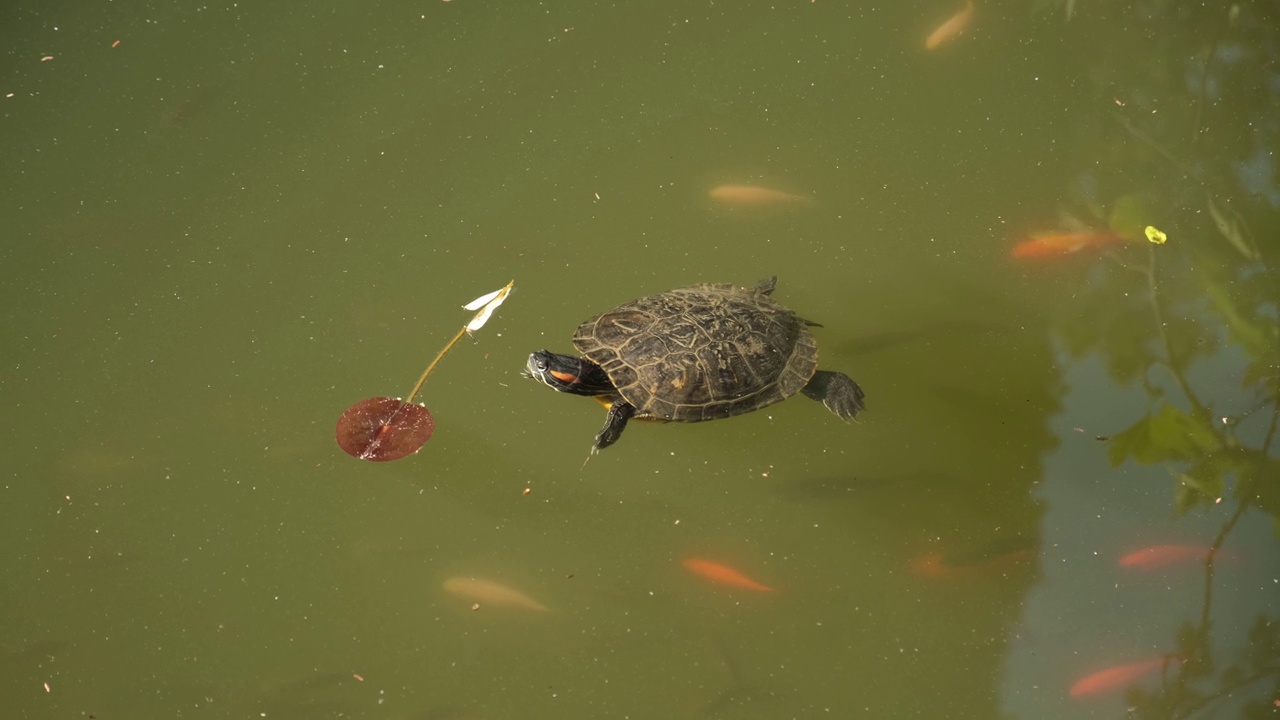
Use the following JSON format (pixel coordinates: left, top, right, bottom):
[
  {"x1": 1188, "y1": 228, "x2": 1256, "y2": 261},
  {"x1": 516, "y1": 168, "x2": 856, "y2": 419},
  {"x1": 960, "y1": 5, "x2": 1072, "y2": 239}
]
[{"x1": 3, "y1": 1, "x2": 1277, "y2": 718}]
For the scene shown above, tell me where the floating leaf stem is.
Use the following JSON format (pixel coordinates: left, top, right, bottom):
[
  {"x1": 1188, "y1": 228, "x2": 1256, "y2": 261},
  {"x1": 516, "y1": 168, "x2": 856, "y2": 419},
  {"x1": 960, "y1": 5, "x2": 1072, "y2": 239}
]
[
  {"x1": 402, "y1": 279, "x2": 514, "y2": 405},
  {"x1": 336, "y1": 280, "x2": 515, "y2": 461}
]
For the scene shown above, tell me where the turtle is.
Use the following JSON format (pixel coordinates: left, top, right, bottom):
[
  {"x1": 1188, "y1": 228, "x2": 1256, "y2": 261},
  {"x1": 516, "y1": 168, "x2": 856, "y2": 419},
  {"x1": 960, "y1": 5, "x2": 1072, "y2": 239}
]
[{"x1": 524, "y1": 277, "x2": 866, "y2": 451}]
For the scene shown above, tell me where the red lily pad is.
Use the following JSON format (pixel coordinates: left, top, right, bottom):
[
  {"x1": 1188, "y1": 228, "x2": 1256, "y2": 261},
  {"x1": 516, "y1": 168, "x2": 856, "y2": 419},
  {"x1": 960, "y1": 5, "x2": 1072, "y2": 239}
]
[{"x1": 335, "y1": 396, "x2": 434, "y2": 461}]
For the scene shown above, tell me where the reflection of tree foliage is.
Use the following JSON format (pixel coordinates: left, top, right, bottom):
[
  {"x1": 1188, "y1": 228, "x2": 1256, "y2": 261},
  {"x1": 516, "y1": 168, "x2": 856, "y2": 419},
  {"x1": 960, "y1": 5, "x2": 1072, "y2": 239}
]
[
  {"x1": 1045, "y1": 1, "x2": 1279, "y2": 717},
  {"x1": 1055, "y1": 250, "x2": 1221, "y2": 390},
  {"x1": 1080, "y1": 243, "x2": 1280, "y2": 719},
  {"x1": 1053, "y1": 0, "x2": 1280, "y2": 527},
  {"x1": 1125, "y1": 614, "x2": 1280, "y2": 719}
]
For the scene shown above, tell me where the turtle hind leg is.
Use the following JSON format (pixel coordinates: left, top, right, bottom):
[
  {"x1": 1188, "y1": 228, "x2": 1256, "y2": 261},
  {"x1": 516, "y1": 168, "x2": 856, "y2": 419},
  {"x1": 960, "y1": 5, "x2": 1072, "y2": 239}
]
[
  {"x1": 802, "y1": 370, "x2": 866, "y2": 421},
  {"x1": 752, "y1": 276, "x2": 778, "y2": 295},
  {"x1": 593, "y1": 401, "x2": 637, "y2": 452}
]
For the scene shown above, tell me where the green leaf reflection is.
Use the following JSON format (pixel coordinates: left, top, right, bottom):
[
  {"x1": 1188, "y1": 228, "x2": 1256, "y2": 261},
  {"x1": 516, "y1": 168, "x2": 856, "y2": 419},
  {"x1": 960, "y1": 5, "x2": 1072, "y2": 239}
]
[{"x1": 1108, "y1": 404, "x2": 1221, "y2": 468}]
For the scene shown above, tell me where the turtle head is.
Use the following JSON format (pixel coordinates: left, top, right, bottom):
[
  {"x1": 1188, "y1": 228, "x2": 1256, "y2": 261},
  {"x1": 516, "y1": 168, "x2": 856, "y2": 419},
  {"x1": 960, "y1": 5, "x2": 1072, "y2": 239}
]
[{"x1": 525, "y1": 351, "x2": 616, "y2": 397}]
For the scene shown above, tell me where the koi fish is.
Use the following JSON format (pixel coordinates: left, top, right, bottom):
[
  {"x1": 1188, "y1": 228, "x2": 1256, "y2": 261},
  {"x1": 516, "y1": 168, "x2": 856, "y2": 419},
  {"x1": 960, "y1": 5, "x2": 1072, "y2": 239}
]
[
  {"x1": 925, "y1": 0, "x2": 975, "y2": 50},
  {"x1": 911, "y1": 537, "x2": 1034, "y2": 580},
  {"x1": 683, "y1": 558, "x2": 775, "y2": 592},
  {"x1": 1118, "y1": 544, "x2": 1217, "y2": 569},
  {"x1": 709, "y1": 185, "x2": 811, "y2": 206},
  {"x1": 1010, "y1": 231, "x2": 1126, "y2": 258},
  {"x1": 442, "y1": 576, "x2": 549, "y2": 612},
  {"x1": 1069, "y1": 655, "x2": 1180, "y2": 698}
]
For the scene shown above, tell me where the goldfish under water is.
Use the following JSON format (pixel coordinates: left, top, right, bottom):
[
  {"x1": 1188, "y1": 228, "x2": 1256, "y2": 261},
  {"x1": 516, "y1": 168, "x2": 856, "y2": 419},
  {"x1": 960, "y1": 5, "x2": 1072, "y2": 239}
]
[
  {"x1": 709, "y1": 185, "x2": 811, "y2": 206},
  {"x1": 1010, "y1": 231, "x2": 1127, "y2": 258},
  {"x1": 442, "y1": 576, "x2": 550, "y2": 612},
  {"x1": 683, "y1": 558, "x2": 775, "y2": 592},
  {"x1": 1070, "y1": 655, "x2": 1180, "y2": 698},
  {"x1": 925, "y1": 0, "x2": 975, "y2": 50},
  {"x1": 911, "y1": 537, "x2": 1035, "y2": 580},
  {"x1": 1117, "y1": 544, "x2": 1227, "y2": 569}
]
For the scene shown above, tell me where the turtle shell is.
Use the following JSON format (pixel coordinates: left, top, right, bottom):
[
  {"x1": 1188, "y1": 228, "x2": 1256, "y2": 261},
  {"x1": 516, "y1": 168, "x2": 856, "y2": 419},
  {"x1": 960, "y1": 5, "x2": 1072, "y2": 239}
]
[{"x1": 572, "y1": 281, "x2": 819, "y2": 422}]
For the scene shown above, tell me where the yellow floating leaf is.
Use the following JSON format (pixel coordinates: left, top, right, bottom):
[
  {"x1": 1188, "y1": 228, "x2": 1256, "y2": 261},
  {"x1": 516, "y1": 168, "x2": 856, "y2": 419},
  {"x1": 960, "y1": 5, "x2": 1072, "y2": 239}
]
[{"x1": 1144, "y1": 225, "x2": 1167, "y2": 244}]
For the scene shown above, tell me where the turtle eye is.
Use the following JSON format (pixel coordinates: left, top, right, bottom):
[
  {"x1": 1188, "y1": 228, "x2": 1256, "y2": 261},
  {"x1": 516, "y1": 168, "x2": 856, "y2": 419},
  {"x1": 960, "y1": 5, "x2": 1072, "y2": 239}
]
[{"x1": 535, "y1": 359, "x2": 548, "y2": 371}]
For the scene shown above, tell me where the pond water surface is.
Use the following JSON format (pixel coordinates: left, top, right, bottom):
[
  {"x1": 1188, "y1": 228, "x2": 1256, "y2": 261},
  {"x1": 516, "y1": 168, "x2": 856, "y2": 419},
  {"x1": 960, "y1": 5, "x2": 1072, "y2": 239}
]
[{"x1": 2, "y1": 1, "x2": 1277, "y2": 718}]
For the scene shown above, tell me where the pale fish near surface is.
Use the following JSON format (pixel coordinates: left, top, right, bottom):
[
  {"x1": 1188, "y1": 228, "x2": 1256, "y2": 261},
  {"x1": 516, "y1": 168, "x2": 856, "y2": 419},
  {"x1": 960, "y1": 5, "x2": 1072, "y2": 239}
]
[
  {"x1": 709, "y1": 185, "x2": 812, "y2": 205},
  {"x1": 442, "y1": 576, "x2": 550, "y2": 612},
  {"x1": 925, "y1": 0, "x2": 975, "y2": 50}
]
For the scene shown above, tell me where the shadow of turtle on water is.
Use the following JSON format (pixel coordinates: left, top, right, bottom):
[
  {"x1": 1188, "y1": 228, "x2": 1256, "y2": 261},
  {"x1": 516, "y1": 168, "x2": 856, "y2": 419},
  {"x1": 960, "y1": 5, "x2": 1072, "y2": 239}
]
[
  {"x1": 835, "y1": 319, "x2": 1014, "y2": 359},
  {"x1": 158, "y1": 81, "x2": 231, "y2": 129},
  {"x1": 770, "y1": 471, "x2": 958, "y2": 504},
  {"x1": 409, "y1": 705, "x2": 486, "y2": 720},
  {"x1": 693, "y1": 632, "x2": 786, "y2": 719},
  {"x1": 236, "y1": 671, "x2": 367, "y2": 720}
]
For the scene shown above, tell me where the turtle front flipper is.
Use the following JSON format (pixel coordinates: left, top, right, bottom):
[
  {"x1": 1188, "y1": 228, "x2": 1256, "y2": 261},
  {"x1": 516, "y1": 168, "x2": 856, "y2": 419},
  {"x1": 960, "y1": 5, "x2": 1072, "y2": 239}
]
[
  {"x1": 802, "y1": 370, "x2": 866, "y2": 421},
  {"x1": 594, "y1": 401, "x2": 637, "y2": 451}
]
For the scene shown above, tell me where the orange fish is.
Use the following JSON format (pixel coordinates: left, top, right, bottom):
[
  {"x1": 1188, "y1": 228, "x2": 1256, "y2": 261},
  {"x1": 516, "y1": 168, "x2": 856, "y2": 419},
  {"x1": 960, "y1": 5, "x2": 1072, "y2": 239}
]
[
  {"x1": 1118, "y1": 544, "x2": 1216, "y2": 569},
  {"x1": 683, "y1": 558, "x2": 775, "y2": 592},
  {"x1": 442, "y1": 577, "x2": 549, "y2": 612},
  {"x1": 1069, "y1": 655, "x2": 1180, "y2": 698},
  {"x1": 911, "y1": 537, "x2": 1034, "y2": 580},
  {"x1": 925, "y1": 0, "x2": 975, "y2": 50},
  {"x1": 1010, "y1": 231, "x2": 1126, "y2": 258},
  {"x1": 709, "y1": 185, "x2": 810, "y2": 206}
]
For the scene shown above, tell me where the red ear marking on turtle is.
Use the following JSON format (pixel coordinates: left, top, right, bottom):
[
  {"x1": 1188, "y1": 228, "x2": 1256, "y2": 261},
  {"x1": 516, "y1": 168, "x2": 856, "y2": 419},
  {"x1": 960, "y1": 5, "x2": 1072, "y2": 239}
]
[{"x1": 550, "y1": 370, "x2": 579, "y2": 383}]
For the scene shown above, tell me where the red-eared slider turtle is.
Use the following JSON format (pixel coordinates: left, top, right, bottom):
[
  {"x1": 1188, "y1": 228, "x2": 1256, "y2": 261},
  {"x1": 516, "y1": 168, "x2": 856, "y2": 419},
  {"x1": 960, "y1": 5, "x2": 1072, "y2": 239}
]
[{"x1": 525, "y1": 277, "x2": 865, "y2": 451}]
